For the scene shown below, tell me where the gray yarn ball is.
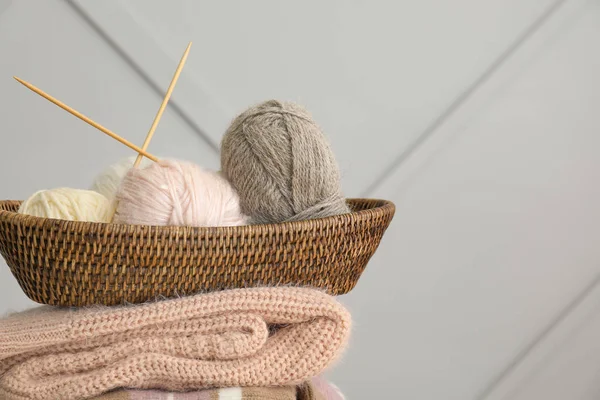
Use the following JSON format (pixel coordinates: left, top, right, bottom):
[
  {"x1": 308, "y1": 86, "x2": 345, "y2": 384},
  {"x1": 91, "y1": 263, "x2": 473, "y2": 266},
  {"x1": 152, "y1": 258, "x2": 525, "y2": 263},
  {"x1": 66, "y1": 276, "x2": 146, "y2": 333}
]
[{"x1": 220, "y1": 100, "x2": 350, "y2": 224}]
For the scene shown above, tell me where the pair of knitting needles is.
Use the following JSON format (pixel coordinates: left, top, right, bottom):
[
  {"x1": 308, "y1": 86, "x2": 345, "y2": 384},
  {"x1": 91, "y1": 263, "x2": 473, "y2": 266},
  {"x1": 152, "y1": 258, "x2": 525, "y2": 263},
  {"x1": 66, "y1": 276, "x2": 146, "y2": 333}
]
[{"x1": 14, "y1": 42, "x2": 193, "y2": 165}]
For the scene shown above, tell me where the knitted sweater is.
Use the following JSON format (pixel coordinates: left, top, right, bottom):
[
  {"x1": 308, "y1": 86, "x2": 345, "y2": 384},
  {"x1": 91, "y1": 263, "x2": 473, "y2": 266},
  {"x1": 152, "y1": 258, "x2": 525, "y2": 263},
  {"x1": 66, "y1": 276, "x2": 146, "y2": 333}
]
[{"x1": 0, "y1": 288, "x2": 351, "y2": 400}]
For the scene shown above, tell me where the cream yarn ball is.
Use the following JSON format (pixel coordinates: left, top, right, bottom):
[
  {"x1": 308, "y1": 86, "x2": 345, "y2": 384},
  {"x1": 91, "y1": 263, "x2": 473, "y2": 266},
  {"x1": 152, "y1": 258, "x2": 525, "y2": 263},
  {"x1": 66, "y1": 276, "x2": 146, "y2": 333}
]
[
  {"x1": 90, "y1": 156, "x2": 152, "y2": 209},
  {"x1": 114, "y1": 159, "x2": 247, "y2": 227},
  {"x1": 18, "y1": 188, "x2": 112, "y2": 222}
]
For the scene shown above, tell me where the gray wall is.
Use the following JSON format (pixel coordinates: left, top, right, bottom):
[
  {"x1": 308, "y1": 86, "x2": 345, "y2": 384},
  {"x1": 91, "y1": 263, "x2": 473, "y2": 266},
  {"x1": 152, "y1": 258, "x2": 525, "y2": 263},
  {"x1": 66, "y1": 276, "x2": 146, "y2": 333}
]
[{"x1": 1, "y1": 1, "x2": 600, "y2": 399}]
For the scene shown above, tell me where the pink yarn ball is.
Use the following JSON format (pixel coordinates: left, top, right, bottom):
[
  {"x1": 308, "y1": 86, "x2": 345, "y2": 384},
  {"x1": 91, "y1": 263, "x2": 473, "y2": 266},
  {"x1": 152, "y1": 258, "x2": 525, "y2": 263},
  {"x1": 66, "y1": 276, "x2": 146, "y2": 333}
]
[{"x1": 114, "y1": 159, "x2": 247, "y2": 227}]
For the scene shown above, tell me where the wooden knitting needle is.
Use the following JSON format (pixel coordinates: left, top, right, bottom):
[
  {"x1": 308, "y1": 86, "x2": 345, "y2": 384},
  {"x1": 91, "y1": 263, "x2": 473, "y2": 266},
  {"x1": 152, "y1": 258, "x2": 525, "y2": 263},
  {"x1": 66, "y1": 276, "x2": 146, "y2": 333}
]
[
  {"x1": 133, "y1": 42, "x2": 192, "y2": 168},
  {"x1": 13, "y1": 76, "x2": 159, "y2": 162}
]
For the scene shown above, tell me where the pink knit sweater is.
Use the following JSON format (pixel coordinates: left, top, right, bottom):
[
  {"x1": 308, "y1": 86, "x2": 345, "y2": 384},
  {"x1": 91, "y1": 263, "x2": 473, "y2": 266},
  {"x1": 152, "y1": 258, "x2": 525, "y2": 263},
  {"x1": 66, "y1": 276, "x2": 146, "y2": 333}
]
[{"x1": 0, "y1": 287, "x2": 351, "y2": 400}]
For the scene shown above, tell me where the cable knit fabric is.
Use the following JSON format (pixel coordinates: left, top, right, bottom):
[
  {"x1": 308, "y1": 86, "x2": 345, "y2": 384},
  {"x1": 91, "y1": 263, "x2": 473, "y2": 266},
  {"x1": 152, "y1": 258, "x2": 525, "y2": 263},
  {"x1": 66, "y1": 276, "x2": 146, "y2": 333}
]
[
  {"x1": 0, "y1": 288, "x2": 351, "y2": 400},
  {"x1": 90, "y1": 377, "x2": 344, "y2": 400}
]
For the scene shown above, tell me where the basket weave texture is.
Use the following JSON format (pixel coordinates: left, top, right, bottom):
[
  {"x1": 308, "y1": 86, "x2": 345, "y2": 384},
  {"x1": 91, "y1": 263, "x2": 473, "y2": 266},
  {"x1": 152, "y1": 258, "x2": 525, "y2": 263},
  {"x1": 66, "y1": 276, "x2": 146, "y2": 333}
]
[{"x1": 0, "y1": 199, "x2": 394, "y2": 307}]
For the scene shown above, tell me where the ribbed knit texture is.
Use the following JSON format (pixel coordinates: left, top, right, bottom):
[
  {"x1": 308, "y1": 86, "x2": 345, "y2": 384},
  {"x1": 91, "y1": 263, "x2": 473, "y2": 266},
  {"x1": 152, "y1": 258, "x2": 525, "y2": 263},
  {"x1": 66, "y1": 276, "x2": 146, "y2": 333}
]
[{"x1": 0, "y1": 288, "x2": 350, "y2": 400}]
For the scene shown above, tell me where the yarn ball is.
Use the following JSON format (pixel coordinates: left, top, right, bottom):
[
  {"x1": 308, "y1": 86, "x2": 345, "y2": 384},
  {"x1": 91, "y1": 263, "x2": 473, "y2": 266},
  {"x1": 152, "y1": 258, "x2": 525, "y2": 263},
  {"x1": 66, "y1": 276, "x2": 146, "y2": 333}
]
[
  {"x1": 220, "y1": 100, "x2": 350, "y2": 224},
  {"x1": 18, "y1": 188, "x2": 112, "y2": 222},
  {"x1": 90, "y1": 156, "x2": 152, "y2": 210},
  {"x1": 114, "y1": 159, "x2": 247, "y2": 227}
]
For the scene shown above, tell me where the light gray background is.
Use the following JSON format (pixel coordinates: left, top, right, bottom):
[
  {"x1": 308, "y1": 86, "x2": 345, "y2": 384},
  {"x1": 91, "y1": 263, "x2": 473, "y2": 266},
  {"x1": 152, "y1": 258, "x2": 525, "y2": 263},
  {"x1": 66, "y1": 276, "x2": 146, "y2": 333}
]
[{"x1": 1, "y1": 1, "x2": 600, "y2": 399}]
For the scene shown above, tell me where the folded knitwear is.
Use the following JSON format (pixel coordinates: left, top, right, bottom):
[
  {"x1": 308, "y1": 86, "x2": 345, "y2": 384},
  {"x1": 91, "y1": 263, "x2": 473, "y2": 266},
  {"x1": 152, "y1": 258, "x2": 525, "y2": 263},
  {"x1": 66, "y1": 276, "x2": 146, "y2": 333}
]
[
  {"x1": 0, "y1": 288, "x2": 351, "y2": 400},
  {"x1": 91, "y1": 377, "x2": 345, "y2": 400}
]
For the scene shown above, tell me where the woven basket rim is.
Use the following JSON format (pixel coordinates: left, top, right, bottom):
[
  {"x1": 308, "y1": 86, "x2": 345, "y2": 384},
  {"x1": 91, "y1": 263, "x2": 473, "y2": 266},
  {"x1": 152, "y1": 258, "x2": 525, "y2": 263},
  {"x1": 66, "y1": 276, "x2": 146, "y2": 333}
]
[{"x1": 0, "y1": 198, "x2": 395, "y2": 233}]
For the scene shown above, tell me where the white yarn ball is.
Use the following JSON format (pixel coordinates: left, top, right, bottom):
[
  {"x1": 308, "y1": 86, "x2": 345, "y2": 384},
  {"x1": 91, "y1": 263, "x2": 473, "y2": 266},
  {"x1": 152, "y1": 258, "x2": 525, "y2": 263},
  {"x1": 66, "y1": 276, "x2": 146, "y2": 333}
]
[
  {"x1": 90, "y1": 156, "x2": 152, "y2": 209},
  {"x1": 18, "y1": 188, "x2": 112, "y2": 222}
]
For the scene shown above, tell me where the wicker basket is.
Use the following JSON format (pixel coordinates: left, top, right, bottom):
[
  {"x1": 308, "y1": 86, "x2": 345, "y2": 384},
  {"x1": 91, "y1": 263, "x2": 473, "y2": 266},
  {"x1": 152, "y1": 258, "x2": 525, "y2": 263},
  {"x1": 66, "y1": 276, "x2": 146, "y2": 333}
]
[{"x1": 0, "y1": 199, "x2": 394, "y2": 307}]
